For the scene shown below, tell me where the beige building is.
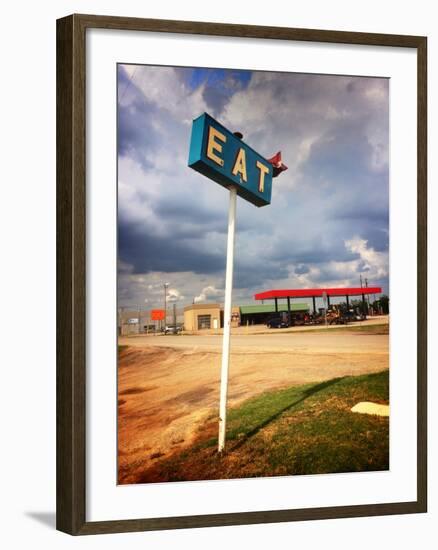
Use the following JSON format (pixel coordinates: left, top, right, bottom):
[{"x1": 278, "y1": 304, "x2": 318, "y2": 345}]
[
  {"x1": 183, "y1": 303, "x2": 242, "y2": 331},
  {"x1": 184, "y1": 303, "x2": 223, "y2": 331}
]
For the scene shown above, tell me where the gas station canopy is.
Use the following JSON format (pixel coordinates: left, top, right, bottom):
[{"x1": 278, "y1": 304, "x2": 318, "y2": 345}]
[{"x1": 254, "y1": 287, "x2": 382, "y2": 301}]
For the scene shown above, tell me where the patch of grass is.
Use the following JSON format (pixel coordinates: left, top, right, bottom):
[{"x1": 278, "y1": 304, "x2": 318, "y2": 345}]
[
  {"x1": 135, "y1": 370, "x2": 389, "y2": 483},
  {"x1": 118, "y1": 345, "x2": 129, "y2": 353},
  {"x1": 290, "y1": 323, "x2": 389, "y2": 335}
]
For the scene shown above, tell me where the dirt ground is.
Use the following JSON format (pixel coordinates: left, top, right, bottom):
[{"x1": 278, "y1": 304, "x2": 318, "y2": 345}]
[{"x1": 118, "y1": 324, "x2": 389, "y2": 484}]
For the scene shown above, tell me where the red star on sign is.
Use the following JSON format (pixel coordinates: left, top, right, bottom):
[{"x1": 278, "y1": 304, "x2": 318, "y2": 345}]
[{"x1": 268, "y1": 151, "x2": 288, "y2": 178}]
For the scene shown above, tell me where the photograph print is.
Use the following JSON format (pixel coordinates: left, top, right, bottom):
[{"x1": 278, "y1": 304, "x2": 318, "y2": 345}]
[{"x1": 117, "y1": 63, "x2": 390, "y2": 485}]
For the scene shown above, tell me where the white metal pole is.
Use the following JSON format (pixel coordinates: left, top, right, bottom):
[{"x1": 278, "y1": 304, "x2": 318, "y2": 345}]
[{"x1": 218, "y1": 186, "x2": 237, "y2": 453}]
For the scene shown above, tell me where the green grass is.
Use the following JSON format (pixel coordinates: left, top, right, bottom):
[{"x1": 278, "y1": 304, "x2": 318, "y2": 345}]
[
  {"x1": 136, "y1": 370, "x2": 389, "y2": 483},
  {"x1": 321, "y1": 323, "x2": 387, "y2": 334},
  {"x1": 258, "y1": 321, "x2": 389, "y2": 334}
]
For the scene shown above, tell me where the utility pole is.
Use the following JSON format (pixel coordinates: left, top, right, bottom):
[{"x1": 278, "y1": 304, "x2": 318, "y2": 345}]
[
  {"x1": 365, "y1": 277, "x2": 370, "y2": 300},
  {"x1": 164, "y1": 283, "x2": 169, "y2": 330},
  {"x1": 173, "y1": 303, "x2": 177, "y2": 327},
  {"x1": 360, "y1": 275, "x2": 367, "y2": 316},
  {"x1": 118, "y1": 306, "x2": 124, "y2": 336}
]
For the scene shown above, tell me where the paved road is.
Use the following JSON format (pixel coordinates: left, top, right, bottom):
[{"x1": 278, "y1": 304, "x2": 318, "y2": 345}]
[{"x1": 119, "y1": 330, "x2": 388, "y2": 354}]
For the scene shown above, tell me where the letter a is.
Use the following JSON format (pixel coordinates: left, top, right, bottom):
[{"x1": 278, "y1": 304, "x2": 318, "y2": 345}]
[{"x1": 232, "y1": 148, "x2": 247, "y2": 183}]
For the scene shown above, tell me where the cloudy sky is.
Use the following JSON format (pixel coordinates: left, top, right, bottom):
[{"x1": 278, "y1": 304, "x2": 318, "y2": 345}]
[{"x1": 117, "y1": 64, "x2": 389, "y2": 309}]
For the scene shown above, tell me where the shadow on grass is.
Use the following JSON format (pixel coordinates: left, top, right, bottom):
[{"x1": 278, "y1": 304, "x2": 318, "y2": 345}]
[{"x1": 229, "y1": 377, "x2": 344, "y2": 451}]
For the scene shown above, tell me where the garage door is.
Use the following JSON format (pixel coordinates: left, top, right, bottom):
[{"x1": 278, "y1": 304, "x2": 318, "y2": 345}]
[{"x1": 197, "y1": 315, "x2": 211, "y2": 329}]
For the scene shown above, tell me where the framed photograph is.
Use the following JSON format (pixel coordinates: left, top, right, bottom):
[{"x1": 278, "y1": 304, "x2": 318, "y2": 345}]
[{"x1": 57, "y1": 14, "x2": 427, "y2": 535}]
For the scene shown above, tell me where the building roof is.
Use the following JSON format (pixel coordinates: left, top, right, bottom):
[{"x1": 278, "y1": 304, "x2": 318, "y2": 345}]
[
  {"x1": 240, "y1": 303, "x2": 309, "y2": 315},
  {"x1": 183, "y1": 303, "x2": 221, "y2": 312},
  {"x1": 254, "y1": 287, "x2": 382, "y2": 301}
]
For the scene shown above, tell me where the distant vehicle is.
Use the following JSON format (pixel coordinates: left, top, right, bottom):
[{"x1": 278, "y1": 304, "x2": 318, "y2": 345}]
[
  {"x1": 266, "y1": 316, "x2": 289, "y2": 329},
  {"x1": 342, "y1": 308, "x2": 366, "y2": 322},
  {"x1": 127, "y1": 318, "x2": 139, "y2": 324},
  {"x1": 163, "y1": 325, "x2": 182, "y2": 335},
  {"x1": 291, "y1": 312, "x2": 307, "y2": 326},
  {"x1": 353, "y1": 309, "x2": 366, "y2": 321}
]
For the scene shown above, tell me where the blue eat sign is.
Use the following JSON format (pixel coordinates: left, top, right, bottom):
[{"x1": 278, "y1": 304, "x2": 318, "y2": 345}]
[{"x1": 188, "y1": 113, "x2": 273, "y2": 207}]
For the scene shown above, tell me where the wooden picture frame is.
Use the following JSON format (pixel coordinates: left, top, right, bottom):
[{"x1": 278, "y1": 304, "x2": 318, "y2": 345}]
[{"x1": 57, "y1": 13, "x2": 427, "y2": 535}]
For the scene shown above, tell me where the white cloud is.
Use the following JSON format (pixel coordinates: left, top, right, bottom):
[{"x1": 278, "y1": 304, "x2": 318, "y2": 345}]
[
  {"x1": 167, "y1": 288, "x2": 184, "y2": 302},
  {"x1": 122, "y1": 65, "x2": 208, "y2": 123},
  {"x1": 194, "y1": 285, "x2": 224, "y2": 303},
  {"x1": 345, "y1": 237, "x2": 389, "y2": 279}
]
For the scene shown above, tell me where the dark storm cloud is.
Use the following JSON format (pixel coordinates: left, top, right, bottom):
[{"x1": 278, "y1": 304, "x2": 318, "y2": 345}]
[
  {"x1": 202, "y1": 84, "x2": 230, "y2": 116},
  {"x1": 295, "y1": 264, "x2": 310, "y2": 275},
  {"x1": 356, "y1": 261, "x2": 371, "y2": 273},
  {"x1": 302, "y1": 120, "x2": 372, "y2": 179},
  {"x1": 118, "y1": 103, "x2": 156, "y2": 170},
  {"x1": 233, "y1": 260, "x2": 290, "y2": 290},
  {"x1": 119, "y1": 220, "x2": 225, "y2": 274},
  {"x1": 296, "y1": 120, "x2": 388, "y2": 216},
  {"x1": 361, "y1": 227, "x2": 389, "y2": 252},
  {"x1": 153, "y1": 201, "x2": 225, "y2": 233},
  {"x1": 118, "y1": 69, "x2": 160, "y2": 170},
  {"x1": 266, "y1": 234, "x2": 359, "y2": 265}
]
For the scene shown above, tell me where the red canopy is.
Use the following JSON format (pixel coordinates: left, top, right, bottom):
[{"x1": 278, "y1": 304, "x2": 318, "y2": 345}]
[{"x1": 254, "y1": 287, "x2": 382, "y2": 300}]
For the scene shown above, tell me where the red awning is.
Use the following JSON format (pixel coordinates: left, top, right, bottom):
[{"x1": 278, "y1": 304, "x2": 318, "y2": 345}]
[{"x1": 254, "y1": 287, "x2": 382, "y2": 300}]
